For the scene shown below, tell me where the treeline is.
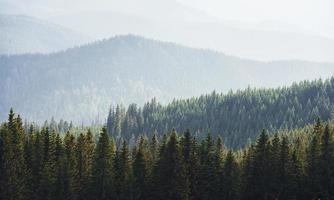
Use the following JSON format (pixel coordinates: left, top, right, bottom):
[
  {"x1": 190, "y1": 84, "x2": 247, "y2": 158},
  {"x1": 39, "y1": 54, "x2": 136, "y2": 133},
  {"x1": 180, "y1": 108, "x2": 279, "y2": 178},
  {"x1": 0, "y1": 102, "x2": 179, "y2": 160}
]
[
  {"x1": 1, "y1": 109, "x2": 334, "y2": 200},
  {"x1": 107, "y1": 78, "x2": 334, "y2": 148}
]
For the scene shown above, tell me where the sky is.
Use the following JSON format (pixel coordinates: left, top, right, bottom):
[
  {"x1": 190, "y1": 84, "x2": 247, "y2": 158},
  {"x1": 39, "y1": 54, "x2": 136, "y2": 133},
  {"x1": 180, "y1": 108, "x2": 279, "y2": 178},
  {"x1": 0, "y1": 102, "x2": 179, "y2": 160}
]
[
  {"x1": 179, "y1": 0, "x2": 334, "y2": 38},
  {"x1": 1, "y1": 0, "x2": 334, "y2": 61},
  {"x1": 1, "y1": 0, "x2": 333, "y2": 38}
]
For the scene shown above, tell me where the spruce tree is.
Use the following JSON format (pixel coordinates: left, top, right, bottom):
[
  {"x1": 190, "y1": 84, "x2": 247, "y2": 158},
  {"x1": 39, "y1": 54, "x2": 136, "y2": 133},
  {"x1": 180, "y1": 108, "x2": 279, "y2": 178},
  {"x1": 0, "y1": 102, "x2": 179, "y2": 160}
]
[
  {"x1": 153, "y1": 129, "x2": 189, "y2": 200},
  {"x1": 319, "y1": 124, "x2": 334, "y2": 198},
  {"x1": 198, "y1": 133, "x2": 216, "y2": 200},
  {"x1": 91, "y1": 127, "x2": 114, "y2": 200},
  {"x1": 75, "y1": 130, "x2": 95, "y2": 200},
  {"x1": 112, "y1": 139, "x2": 132, "y2": 200},
  {"x1": 221, "y1": 150, "x2": 240, "y2": 200},
  {"x1": 277, "y1": 136, "x2": 291, "y2": 199},
  {"x1": 305, "y1": 121, "x2": 322, "y2": 199},
  {"x1": 180, "y1": 130, "x2": 200, "y2": 200},
  {"x1": 133, "y1": 136, "x2": 149, "y2": 200},
  {"x1": 1, "y1": 109, "x2": 27, "y2": 200},
  {"x1": 63, "y1": 132, "x2": 77, "y2": 200},
  {"x1": 24, "y1": 124, "x2": 35, "y2": 200},
  {"x1": 245, "y1": 129, "x2": 271, "y2": 200},
  {"x1": 38, "y1": 129, "x2": 58, "y2": 200}
]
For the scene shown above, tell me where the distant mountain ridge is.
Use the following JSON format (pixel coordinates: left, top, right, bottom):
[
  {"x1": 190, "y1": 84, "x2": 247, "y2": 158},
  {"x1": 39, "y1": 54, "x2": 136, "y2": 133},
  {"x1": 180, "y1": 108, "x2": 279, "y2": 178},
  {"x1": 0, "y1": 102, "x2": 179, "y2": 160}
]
[
  {"x1": 0, "y1": 35, "x2": 333, "y2": 123},
  {"x1": 0, "y1": 14, "x2": 91, "y2": 55}
]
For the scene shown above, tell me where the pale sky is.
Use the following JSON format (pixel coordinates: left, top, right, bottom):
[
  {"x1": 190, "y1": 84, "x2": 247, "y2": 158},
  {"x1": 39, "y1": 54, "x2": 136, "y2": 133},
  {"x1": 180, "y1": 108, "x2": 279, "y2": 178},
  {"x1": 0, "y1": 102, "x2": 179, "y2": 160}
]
[
  {"x1": 179, "y1": 0, "x2": 334, "y2": 38},
  {"x1": 1, "y1": 0, "x2": 332, "y2": 38},
  {"x1": 1, "y1": 0, "x2": 334, "y2": 61}
]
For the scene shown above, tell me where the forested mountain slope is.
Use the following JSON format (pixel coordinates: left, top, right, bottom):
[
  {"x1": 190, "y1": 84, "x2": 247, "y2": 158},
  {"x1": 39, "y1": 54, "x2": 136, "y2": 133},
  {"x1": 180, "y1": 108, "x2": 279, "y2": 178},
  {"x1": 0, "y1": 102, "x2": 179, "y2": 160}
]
[
  {"x1": 0, "y1": 35, "x2": 333, "y2": 122},
  {"x1": 0, "y1": 14, "x2": 91, "y2": 55},
  {"x1": 107, "y1": 78, "x2": 334, "y2": 148}
]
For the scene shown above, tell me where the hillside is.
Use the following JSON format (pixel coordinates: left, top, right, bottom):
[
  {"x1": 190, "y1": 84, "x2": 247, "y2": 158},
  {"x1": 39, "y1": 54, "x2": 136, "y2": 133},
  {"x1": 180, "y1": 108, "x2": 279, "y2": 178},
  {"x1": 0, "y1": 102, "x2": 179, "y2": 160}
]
[
  {"x1": 0, "y1": 35, "x2": 333, "y2": 123},
  {"x1": 0, "y1": 14, "x2": 91, "y2": 55},
  {"x1": 107, "y1": 78, "x2": 334, "y2": 148}
]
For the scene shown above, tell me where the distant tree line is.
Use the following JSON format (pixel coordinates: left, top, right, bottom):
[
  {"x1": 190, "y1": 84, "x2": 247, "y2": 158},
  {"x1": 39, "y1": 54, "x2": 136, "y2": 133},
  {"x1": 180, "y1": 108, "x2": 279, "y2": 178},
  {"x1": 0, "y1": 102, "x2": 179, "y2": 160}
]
[
  {"x1": 107, "y1": 78, "x2": 334, "y2": 148},
  {"x1": 1, "y1": 109, "x2": 334, "y2": 200}
]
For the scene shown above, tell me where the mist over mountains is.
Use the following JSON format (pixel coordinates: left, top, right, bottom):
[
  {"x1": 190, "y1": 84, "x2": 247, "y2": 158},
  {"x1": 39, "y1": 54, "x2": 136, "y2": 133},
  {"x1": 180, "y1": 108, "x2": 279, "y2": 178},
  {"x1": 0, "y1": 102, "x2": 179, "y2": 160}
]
[
  {"x1": 1, "y1": 0, "x2": 334, "y2": 61},
  {"x1": 0, "y1": 14, "x2": 91, "y2": 55},
  {"x1": 0, "y1": 35, "x2": 333, "y2": 123}
]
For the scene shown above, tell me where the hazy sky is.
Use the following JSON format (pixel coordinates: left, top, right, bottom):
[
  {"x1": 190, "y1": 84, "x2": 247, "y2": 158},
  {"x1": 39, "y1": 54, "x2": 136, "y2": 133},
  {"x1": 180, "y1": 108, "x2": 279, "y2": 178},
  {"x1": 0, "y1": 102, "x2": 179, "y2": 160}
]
[
  {"x1": 1, "y1": 0, "x2": 334, "y2": 61},
  {"x1": 179, "y1": 0, "x2": 334, "y2": 38},
  {"x1": 1, "y1": 0, "x2": 333, "y2": 38}
]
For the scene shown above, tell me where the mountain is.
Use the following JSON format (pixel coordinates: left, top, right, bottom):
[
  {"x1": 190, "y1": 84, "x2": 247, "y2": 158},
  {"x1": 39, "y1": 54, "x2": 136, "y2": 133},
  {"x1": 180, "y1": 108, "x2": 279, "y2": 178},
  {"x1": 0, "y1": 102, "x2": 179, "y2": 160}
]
[
  {"x1": 0, "y1": 35, "x2": 333, "y2": 123},
  {"x1": 0, "y1": 14, "x2": 92, "y2": 55},
  {"x1": 48, "y1": 11, "x2": 334, "y2": 62},
  {"x1": 3, "y1": 0, "x2": 333, "y2": 62}
]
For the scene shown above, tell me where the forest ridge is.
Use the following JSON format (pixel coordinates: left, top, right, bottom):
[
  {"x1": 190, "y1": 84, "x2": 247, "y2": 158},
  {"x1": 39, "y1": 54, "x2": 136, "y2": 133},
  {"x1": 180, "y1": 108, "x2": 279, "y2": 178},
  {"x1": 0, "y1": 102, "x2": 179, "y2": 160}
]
[{"x1": 105, "y1": 77, "x2": 334, "y2": 148}]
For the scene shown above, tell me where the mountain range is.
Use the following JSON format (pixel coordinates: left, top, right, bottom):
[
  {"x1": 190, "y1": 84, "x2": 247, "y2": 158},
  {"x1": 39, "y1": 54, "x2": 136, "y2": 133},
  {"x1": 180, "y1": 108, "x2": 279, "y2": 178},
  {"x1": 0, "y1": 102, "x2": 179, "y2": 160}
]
[
  {"x1": 0, "y1": 14, "x2": 91, "y2": 55},
  {"x1": 0, "y1": 35, "x2": 333, "y2": 123}
]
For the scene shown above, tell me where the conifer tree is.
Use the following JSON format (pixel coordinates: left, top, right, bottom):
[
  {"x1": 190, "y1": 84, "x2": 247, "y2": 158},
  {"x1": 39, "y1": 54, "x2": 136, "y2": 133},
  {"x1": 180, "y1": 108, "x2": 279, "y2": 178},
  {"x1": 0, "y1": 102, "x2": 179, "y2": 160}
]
[
  {"x1": 53, "y1": 133, "x2": 64, "y2": 200},
  {"x1": 289, "y1": 147, "x2": 304, "y2": 200},
  {"x1": 38, "y1": 129, "x2": 58, "y2": 200},
  {"x1": 319, "y1": 124, "x2": 334, "y2": 198},
  {"x1": 149, "y1": 132, "x2": 159, "y2": 166},
  {"x1": 1, "y1": 109, "x2": 27, "y2": 200},
  {"x1": 133, "y1": 136, "x2": 149, "y2": 200},
  {"x1": 212, "y1": 136, "x2": 225, "y2": 199},
  {"x1": 221, "y1": 150, "x2": 240, "y2": 200},
  {"x1": 63, "y1": 132, "x2": 77, "y2": 200},
  {"x1": 269, "y1": 133, "x2": 280, "y2": 197},
  {"x1": 75, "y1": 130, "x2": 95, "y2": 200},
  {"x1": 245, "y1": 129, "x2": 271, "y2": 200},
  {"x1": 31, "y1": 128, "x2": 43, "y2": 199},
  {"x1": 153, "y1": 130, "x2": 189, "y2": 200},
  {"x1": 166, "y1": 129, "x2": 189, "y2": 200},
  {"x1": 198, "y1": 133, "x2": 216, "y2": 200},
  {"x1": 180, "y1": 130, "x2": 200, "y2": 200},
  {"x1": 277, "y1": 136, "x2": 291, "y2": 199},
  {"x1": 91, "y1": 127, "x2": 114, "y2": 200},
  {"x1": 24, "y1": 124, "x2": 35, "y2": 200},
  {"x1": 112, "y1": 139, "x2": 132, "y2": 200},
  {"x1": 305, "y1": 120, "x2": 322, "y2": 199}
]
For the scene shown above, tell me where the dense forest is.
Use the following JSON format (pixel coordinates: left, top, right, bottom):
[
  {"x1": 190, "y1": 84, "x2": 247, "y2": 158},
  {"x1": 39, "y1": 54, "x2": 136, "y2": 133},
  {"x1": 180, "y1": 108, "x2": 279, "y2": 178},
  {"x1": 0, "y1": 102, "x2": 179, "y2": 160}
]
[
  {"x1": 1, "y1": 109, "x2": 334, "y2": 200},
  {"x1": 107, "y1": 78, "x2": 334, "y2": 148}
]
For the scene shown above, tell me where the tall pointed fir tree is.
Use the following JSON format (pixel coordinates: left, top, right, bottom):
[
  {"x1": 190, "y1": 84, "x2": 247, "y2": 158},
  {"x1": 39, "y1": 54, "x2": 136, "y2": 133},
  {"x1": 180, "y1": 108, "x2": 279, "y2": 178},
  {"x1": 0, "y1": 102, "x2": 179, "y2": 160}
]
[
  {"x1": 289, "y1": 138, "x2": 304, "y2": 200},
  {"x1": 91, "y1": 127, "x2": 114, "y2": 200},
  {"x1": 198, "y1": 133, "x2": 216, "y2": 200},
  {"x1": 38, "y1": 128, "x2": 58, "y2": 200},
  {"x1": 75, "y1": 130, "x2": 95, "y2": 200},
  {"x1": 112, "y1": 139, "x2": 132, "y2": 200},
  {"x1": 319, "y1": 124, "x2": 334, "y2": 198},
  {"x1": 63, "y1": 132, "x2": 77, "y2": 200},
  {"x1": 221, "y1": 150, "x2": 240, "y2": 200},
  {"x1": 0, "y1": 109, "x2": 27, "y2": 200},
  {"x1": 152, "y1": 130, "x2": 190, "y2": 200},
  {"x1": 242, "y1": 129, "x2": 271, "y2": 200},
  {"x1": 277, "y1": 136, "x2": 292, "y2": 199},
  {"x1": 305, "y1": 119, "x2": 322, "y2": 199},
  {"x1": 24, "y1": 124, "x2": 35, "y2": 200},
  {"x1": 133, "y1": 136, "x2": 149, "y2": 200},
  {"x1": 180, "y1": 130, "x2": 200, "y2": 200}
]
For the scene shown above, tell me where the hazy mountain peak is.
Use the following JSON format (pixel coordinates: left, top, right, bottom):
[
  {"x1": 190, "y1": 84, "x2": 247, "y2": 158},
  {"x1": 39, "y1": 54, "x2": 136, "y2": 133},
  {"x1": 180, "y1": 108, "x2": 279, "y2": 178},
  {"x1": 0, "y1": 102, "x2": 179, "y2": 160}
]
[{"x1": 0, "y1": 14, "x2": 92, "y2": 55}]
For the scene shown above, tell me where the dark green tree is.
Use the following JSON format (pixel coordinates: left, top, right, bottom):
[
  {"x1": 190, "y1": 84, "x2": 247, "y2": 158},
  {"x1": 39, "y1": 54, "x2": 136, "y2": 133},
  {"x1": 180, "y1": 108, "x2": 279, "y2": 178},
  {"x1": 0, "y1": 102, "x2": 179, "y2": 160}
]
[
  {"x1": 221, "y1": 150, "x2": 240, "y2": 200},
  {"x1": 91, "y1": 127, "x2": 114, "y2": 200}
]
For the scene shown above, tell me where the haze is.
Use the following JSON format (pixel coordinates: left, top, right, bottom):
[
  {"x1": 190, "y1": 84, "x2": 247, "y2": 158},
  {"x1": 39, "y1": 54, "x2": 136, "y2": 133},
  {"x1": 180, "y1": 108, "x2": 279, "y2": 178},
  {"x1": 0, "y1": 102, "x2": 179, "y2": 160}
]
[{"x1": 1, "y1": 0, "x2": 334, "y2": 61}]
